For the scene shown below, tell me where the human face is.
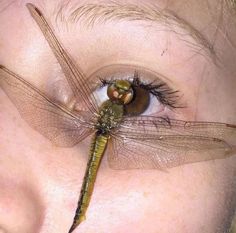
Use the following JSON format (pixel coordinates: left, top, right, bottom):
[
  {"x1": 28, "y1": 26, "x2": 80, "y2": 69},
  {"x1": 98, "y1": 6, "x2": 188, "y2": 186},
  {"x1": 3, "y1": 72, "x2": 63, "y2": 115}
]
[{"x1": 0, "y1": 0, "x2": 236, "y2": 233}]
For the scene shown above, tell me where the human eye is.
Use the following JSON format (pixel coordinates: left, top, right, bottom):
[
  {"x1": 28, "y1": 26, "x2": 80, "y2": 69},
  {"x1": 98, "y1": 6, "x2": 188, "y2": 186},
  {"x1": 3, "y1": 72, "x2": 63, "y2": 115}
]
[{"x1": 89, "y1": 64, "x2": 182, "y2": 117}]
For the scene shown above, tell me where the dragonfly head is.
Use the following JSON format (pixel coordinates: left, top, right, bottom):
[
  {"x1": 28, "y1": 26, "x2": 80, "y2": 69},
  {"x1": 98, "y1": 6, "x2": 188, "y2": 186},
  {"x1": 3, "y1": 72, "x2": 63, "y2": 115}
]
[{"x1": 107, "y1": 80, "x2": 134, "y2": 105}]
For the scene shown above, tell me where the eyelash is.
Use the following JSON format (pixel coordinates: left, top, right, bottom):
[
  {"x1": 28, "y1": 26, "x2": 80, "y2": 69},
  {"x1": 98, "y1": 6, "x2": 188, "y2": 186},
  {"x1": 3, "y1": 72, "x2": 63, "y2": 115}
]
[{"x1": 99, "y1": 70, "x2": 181, "y2": 109}]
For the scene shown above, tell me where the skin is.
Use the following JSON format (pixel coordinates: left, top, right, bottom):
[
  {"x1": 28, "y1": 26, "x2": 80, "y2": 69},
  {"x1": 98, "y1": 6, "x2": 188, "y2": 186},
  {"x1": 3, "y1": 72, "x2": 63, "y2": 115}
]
[{"x1": 0, "y1": 0, "x2": 236, "y2": 232}]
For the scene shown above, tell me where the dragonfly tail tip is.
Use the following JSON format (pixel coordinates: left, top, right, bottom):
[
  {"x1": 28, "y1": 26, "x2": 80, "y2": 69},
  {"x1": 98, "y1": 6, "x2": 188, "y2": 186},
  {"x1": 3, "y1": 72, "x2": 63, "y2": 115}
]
[{"x1": 26, "y1": 3, "x2": 42, "y2": 16}]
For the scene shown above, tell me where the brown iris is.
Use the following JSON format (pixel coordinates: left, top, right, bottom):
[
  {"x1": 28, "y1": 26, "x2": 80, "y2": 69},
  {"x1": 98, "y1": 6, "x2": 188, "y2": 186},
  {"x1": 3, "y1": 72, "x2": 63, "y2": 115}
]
[
  {"x1": 124, "y1": 85, "x2": 150, "y2": 116},
  {"x1": 107, "y1": 79, "x2": 150, "y2": 116},
  {"x1": 107, "y1": 78, "x2": 150, "y2": 116}
]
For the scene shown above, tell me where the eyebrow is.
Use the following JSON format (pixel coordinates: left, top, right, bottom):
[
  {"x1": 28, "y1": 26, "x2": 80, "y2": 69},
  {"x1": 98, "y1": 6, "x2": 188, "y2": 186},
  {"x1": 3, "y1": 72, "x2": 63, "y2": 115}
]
[{"x1": 55, "y1": 2, "x2": 217, "y2": 64}]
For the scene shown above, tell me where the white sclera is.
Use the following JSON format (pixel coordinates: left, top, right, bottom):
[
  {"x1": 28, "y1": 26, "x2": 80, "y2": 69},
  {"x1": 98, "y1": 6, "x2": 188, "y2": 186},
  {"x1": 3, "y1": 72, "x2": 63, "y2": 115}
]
[
  {"x1": 142, "y1": 94, "x2": 165, "y2": 115},
  {"x1": 93, "y1": 85, "x2": 110, "y2": 106}
]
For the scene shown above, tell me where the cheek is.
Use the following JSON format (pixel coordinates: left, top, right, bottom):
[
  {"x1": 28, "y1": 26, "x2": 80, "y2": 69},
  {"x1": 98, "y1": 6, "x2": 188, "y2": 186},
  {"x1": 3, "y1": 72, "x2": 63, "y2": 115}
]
[
  {"x1": 78, "y1": 160, "x2": 236, "y2": 233},
  {"x1": 0, "y1": 179, "x2": 44, "y2": 233}
]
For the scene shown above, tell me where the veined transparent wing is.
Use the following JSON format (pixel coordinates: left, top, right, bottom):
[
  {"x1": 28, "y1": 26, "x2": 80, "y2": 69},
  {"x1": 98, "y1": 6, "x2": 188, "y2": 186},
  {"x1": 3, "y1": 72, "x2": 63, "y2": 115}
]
[
  {"x1": 108, "y1": 116, "x2": 236, "y2": 169},
  {"x1": 26, "y1": 3, "x2": 98, "y2": 114},
  {"x1": 0, "y1": 65, "x2": 95, "y2": 147}
]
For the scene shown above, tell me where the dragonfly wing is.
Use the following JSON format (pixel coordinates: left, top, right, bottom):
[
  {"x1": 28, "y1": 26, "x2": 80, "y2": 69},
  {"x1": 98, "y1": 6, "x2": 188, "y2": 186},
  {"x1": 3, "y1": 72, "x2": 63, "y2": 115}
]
[
  {"x1": 107, "y1": 116, "x2": 236, "y2": 170},
  {"x1": 118, "y1": 116, "x2": 236, "y2": 147},
  {"x1": 26, "y1": 3, "x2": 98, "y2": 113},
  {"x1": 108, "y1": 134, "x2": 234, "y2": 170},
  {"x1": 0, "y1": 65, "x2": 95, "y2": 147}
]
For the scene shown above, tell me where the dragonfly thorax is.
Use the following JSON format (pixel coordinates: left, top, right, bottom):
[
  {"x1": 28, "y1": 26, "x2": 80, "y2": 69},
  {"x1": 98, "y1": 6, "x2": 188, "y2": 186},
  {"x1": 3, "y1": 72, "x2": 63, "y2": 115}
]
[{"x1": 96, "y1": 100, "x2": 124, "y2": 134}]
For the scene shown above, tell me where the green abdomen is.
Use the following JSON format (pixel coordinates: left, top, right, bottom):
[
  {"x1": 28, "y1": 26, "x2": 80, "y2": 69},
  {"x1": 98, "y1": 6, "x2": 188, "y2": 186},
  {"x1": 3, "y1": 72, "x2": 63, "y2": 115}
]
[{"x1": 69, "y1": 134, "x2": 108, "y2": 232}]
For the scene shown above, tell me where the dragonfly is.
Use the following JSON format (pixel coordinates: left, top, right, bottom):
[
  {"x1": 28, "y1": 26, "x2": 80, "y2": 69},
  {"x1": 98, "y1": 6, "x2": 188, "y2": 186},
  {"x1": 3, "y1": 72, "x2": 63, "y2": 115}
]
[{"x1": 0, "y1": 3, "x2": 236, "y2": 233}]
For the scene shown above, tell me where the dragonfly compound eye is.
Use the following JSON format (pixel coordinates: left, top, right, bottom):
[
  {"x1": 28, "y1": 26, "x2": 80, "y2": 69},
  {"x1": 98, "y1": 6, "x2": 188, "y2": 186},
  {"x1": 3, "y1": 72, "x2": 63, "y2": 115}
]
[{"x1": 107, "y1": 80, "x2": 134, "y2": 105}]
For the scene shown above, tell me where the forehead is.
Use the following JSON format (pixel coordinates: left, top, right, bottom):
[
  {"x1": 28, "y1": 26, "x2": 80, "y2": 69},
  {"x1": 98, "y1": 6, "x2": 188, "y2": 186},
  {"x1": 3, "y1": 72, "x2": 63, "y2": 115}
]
[{"x1": 2, "y1": 0, "x2": 236, "y2": 56}]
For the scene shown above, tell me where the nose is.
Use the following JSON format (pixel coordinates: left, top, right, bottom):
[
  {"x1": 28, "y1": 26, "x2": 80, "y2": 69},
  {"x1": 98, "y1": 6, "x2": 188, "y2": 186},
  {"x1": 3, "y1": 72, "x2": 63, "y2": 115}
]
[{"x1": 0, "y1": 180, "x2": 43, "y2": 233}]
